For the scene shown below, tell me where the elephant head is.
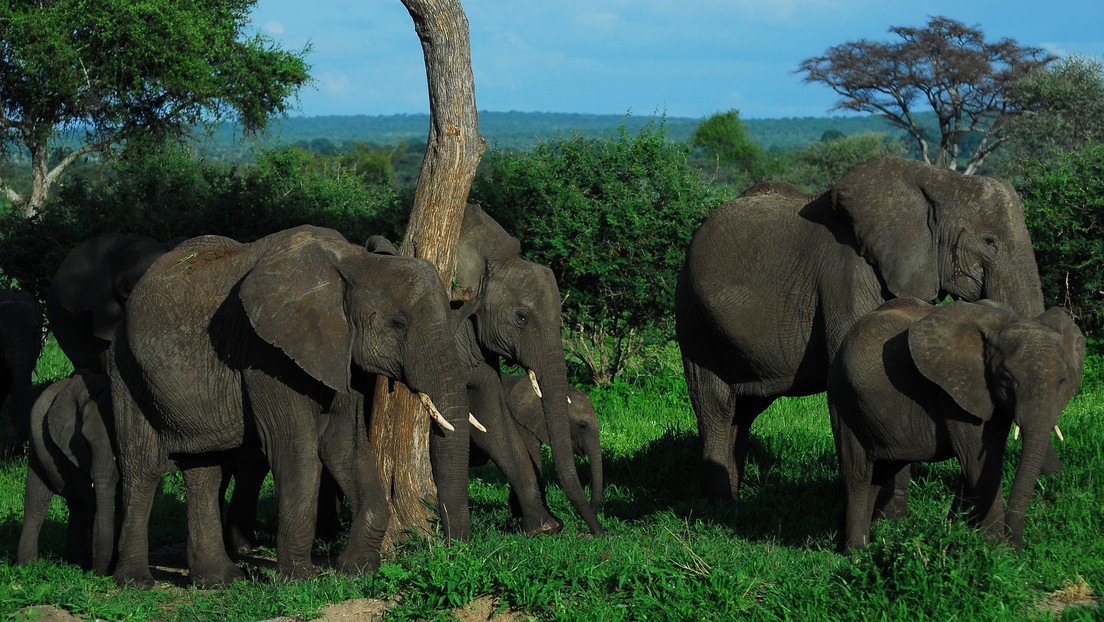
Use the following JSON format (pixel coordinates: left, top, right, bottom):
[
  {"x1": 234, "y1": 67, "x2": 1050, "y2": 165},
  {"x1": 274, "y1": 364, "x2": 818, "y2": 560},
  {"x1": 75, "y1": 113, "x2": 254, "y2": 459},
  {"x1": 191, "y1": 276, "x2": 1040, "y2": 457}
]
[
  {"x1": 908, "y1": 300, "x2": 1086, "y2": 550},
  {"x1": 453, "y1": 204, "x2": 604, "y2": 535},
  {"x1": 831, "y1": 156, "x2": 1045, "y2": 319},
  {"x1": 1, "y1": 288, "x2": 44, "y2": 453},
  {"x1": 47, "y1": 233, "x2": 181, "y2": 373}
]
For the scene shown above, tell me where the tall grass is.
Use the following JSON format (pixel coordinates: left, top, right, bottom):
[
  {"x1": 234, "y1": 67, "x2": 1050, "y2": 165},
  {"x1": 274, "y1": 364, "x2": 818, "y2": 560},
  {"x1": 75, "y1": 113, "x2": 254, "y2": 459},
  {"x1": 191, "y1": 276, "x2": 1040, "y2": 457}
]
[{"x1": 1, "y1": 341, "x2": 1100, "y2": 620}]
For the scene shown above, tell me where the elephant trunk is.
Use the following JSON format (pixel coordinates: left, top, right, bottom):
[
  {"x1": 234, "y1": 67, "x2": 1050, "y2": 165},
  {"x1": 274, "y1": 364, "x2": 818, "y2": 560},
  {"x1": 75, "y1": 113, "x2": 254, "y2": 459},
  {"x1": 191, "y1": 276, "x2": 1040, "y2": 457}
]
[
  {"x1": 986, "y1": 232, "x2": 1045, "y2": 319},
  {"x1": 533, "y1": 355, "x2": 604, "y2": 535},
  {"x1": 584, "y1": 429, "x2": 604, "y2": 512},
  {"x1": 1005, "y1": 425, "x2": 1048, "y2": 552},
  {"x1": 406, "y1": 337, "x2": 472, "y2": 542},
  {"x1": 91, "y1": 458, "x2": 120, "y2": 575}
]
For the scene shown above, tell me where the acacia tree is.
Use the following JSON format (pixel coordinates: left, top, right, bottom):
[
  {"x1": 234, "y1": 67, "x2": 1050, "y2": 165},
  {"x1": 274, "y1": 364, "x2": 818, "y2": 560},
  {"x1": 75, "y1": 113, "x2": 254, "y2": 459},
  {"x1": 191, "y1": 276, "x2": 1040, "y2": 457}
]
[
  {"x1": 0, "y1": 0, "x2": 310, "y2": 216},
  {"x1": 798, "y1": 16, "x2": 1055, "y2": 174},
  {"x1": 370, "y1": 0, "x2": 486, "y2": 545},
  {"x1": 1006, "y1": 55, "x2": 1104, "y2": 160}
]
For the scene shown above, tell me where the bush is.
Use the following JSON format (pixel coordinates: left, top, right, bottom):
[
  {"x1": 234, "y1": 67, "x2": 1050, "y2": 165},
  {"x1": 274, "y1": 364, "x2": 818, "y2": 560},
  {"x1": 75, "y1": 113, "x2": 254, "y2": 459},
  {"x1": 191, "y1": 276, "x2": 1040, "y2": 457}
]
[
  {"x1": 781, "y1": 132, "x2": 906, "y2": 192},
  {"x1": 1016, "y1": 144, "x2": 1104, "y2": 335},
  {"x1": 0, "y1": 145, "x2": 407, "y2": 300},
  {"x1": 471, "y1": 120, "x2": 725, "y2": 384}
]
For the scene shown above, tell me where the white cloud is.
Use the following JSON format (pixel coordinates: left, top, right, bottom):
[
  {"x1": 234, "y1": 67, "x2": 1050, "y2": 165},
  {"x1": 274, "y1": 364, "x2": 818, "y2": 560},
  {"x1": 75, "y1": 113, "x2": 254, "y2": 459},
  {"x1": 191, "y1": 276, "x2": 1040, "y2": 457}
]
[{"x1": 264, "y1": 20, "x2": 286, "y2": 36}]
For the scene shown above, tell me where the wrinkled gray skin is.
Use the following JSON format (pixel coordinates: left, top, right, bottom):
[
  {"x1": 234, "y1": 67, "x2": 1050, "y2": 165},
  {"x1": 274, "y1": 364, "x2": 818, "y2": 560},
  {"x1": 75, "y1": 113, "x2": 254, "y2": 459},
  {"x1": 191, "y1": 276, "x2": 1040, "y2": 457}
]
[
  {"x1": 676, "y1": 156, "x2": 1048, "y2": 504},
  {"x1": 46, "y1": 233, "x2": 181, "y2": 374},
  {"x1": 108, "y1": 225, "x2": 470, "y2": 588},
  {"x1": 453, "y1": 204, "x2": 604, "y2": 536},
  {"x1": 494, "y1": 373, "x2": 603, "y2": 513},
  {"x1": 1, "y1": 288, "x2": 43, "y2": 455},
  {"x1": 828, "y1": 298, "x2": 1085, "y2": 552},
  {"x1": 45, "y1": 233, "x2": 268, "y2": 553},
  {"x1": 18, "y1": 371, "x2": 118, "y2": 574}
]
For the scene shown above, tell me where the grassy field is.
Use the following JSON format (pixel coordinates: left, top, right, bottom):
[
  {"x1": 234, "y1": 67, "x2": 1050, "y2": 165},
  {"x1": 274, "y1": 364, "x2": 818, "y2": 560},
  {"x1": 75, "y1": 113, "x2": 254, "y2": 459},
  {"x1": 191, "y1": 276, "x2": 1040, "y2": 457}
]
[{"x1": 1, "y1": 341, "x2": 1101, "y2": 620}]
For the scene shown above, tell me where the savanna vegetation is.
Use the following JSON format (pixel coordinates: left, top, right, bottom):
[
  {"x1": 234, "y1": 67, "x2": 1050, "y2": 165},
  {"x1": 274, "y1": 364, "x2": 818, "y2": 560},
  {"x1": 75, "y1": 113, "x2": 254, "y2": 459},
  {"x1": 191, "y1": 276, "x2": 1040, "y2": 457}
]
[{"x1": 1, "y1": 5, "x2": 1103, "y2": 620}]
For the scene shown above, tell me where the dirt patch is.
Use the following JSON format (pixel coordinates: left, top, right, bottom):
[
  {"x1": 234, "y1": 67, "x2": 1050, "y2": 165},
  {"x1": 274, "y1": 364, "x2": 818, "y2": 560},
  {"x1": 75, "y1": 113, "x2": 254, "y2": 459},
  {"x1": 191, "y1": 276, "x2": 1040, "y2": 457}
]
[
  {"x1": 257, "y1": 594, "x2": 531, "y2": 621},
  {"x1": 1036, "y1": 576, "x2": 1101, "y2": 617},
  {"x1": 11, "y1": 604, "x2": 88, "y2": 621}
]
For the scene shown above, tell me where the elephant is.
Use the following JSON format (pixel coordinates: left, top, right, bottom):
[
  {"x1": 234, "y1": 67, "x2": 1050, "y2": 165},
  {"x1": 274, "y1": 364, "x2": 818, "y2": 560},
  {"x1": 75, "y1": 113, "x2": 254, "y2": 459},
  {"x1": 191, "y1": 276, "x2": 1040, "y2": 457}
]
[
  {"x1": 451, "y1": 204, "x2": 604, "y2": 536},
  {"x1": 108, "y1": 225, "x2": 472, "y2": 588},
  {"x1": 46, "y1": 232, "x2": 181, "y2": 374},
  {"x1": 18, "y1": 370, "x2": 118, "y2": 574},
  {"x1": 1, "y1": 287, "x2": 43, "y2": 454},
  {"x1": 827, "y1": 298, "x2": 1085, "y2": 552},
  {"x1": 675, "y1": 156, "x2": 1047, "y2": 504},
  {"x1": 493, "y1": 373, "x2": 603, "y2": 513}
]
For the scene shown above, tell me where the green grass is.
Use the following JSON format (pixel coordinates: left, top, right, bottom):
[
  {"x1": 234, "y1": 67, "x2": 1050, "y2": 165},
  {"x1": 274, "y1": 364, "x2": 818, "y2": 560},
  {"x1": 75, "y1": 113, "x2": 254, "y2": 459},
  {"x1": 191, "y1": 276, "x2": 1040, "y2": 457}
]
[{"x1": 1, "y1": 342, "x2": 1101, "y2": 620}]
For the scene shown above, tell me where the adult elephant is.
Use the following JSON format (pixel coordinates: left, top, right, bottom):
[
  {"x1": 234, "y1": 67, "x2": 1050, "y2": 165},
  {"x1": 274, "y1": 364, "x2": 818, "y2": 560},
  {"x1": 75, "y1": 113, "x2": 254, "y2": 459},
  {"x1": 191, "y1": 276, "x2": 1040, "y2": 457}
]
[
  {"x1": 46, "y1": 233, "x2": 181, "y2": 374},
  {"x1": 453, "y1": 204, "x2": 604, "y2": 536},
  {"x1": 828, "y1": 298, "x2": 1084, "y2": 552},
  {"x1": 676, "y1": 156, "x2": 1047, "y2": 503},
  {"x1": 1, "y1": 288, "x2": 43, "y2": 454},
  {"x1": 109, "y1": 225, "x2": 471, "y2": 588}
]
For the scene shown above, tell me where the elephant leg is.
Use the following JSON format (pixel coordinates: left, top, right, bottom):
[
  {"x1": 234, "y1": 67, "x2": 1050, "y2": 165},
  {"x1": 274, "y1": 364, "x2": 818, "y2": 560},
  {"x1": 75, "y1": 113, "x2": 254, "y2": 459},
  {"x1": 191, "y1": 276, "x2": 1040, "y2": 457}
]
[
  {"x1": 112, "y1": 413, "x2": 167, "y2": 589},
  {"x1": 693, "y1": 381, "x2": 771, "y2": 502},
  {"x1": 223, "y1": 445, "x2": 268, "y2": 554},
  {"x1": 327, "y1": 446, "x2": 386, "y2": 574},
  {"x1": 871, "y1": 463, "x2": 911, "y2": 522},
  {"x1": 956, "y1": 446, "x2": 1006, "y2": 538},
  {"x1": 832, "y1": 419, "x2": 875, "y2": 551},
  {"x1": 181, "y1": 458, "x2": 243, "y2": 588},
  {"x1": 262, "y1": 435, "x2": 323, "y2": 579},
  {"x1": 474, "y1": 421, "x2": 561, "y2": 536},
  {"x1": 64, "y1": 498, "x2": 92, "y2": 569},
  {"x1": 16, "y1": 466, "x2": 52, "y2": 564}
]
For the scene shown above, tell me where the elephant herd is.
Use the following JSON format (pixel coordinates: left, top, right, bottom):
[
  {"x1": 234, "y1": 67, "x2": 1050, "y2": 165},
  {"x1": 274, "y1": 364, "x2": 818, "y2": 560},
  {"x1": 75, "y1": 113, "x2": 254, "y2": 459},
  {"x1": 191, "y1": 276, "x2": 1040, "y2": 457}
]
[{"x1": 2, "y1": 155, "x2": 1087, "y2": 587}]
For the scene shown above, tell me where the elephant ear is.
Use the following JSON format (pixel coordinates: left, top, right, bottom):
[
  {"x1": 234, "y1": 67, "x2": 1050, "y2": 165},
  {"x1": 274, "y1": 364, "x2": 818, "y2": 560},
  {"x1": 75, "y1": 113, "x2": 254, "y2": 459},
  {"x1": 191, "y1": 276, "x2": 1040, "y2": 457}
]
[
  {"x1": 240, "y1": 233, "x2": 353, "y2": 392},
  {"x1": 908, "y1": 300, "x2": 1013, "y2": 421},
  {"x1": 1035, "y1": 307, "x2": 1087, "y2": 393},
  {"x1": 454, "y1": 203, "x2": 516, "y2": 322},
  {"x1": 45, "y1": 377, "x2": 93, "y2": 469},
  {"x1": 50, "y1": 233, "x2": 133, "y2": 341},
  {"x1": 831, "y1": 156, "x2": 940, "y2": 301},
  {"x1": 506, "y1": 374, "x2": 549, "y2": 442}
]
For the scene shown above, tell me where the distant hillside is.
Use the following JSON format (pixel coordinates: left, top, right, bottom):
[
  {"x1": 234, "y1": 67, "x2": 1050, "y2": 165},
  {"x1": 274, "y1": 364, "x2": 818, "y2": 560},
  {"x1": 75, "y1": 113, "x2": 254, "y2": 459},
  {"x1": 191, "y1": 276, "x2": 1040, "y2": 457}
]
[{"x1": 201, "y1": 111, "x2": 900, "y2": 158}]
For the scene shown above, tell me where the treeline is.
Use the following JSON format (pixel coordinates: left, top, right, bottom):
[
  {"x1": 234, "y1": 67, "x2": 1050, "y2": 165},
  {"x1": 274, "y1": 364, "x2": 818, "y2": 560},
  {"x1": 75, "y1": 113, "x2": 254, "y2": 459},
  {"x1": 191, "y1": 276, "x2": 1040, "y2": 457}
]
[{"x1": 199, "y1": 111, "x2": 901, "y2": 157}]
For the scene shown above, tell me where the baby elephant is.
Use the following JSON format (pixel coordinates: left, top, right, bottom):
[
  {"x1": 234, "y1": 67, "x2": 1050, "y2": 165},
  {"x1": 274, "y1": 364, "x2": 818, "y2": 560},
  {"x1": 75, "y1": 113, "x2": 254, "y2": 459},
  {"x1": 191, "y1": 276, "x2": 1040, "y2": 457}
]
[
  {"x1": 828, "y1": 298, "x2": 1085, "y2": 552},
  {"x1": 18, "y1": 371, "x2": 118, "y2": 574},
  {"x1": 501, "y1": 374, "x2": 604, "y2": 512}
]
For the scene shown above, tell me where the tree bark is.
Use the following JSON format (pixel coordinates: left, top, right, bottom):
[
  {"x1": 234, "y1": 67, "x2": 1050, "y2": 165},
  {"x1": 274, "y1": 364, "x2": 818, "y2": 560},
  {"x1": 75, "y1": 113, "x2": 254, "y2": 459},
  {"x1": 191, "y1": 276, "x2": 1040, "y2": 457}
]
[{"x1": 370, "y1": 0, "x2": 486, "y2": 548}]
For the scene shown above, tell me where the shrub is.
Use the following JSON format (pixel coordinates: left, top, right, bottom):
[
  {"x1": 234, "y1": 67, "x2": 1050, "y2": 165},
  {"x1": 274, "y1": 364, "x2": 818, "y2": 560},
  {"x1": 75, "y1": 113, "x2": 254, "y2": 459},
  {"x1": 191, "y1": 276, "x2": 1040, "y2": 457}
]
[
  {"x1": 471, "y1": 120, "x2": 725, "y2": 384},
  {"x1": 1017, "y1": 144, "x2": 1104, "y2": 335},
  {"x1": 0, "y1": 144, "x2": 407, "y2": 301}
]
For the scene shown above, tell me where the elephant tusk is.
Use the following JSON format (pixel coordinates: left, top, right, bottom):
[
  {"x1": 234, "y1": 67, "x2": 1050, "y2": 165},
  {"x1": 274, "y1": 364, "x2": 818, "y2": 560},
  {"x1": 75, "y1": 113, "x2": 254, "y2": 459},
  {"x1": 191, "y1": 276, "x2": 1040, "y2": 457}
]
[
  {"x1": 1013, "y1": 423, "x2": 1066, "y2": 442},
  {"x1": 420, "y1": 393, "x2": 454, "y2": 432},
  {"x1": 469, "y1": 412, "x2": 487, "y2": 433},
  {"x1": 1014, "y1": 424, "x2": 1020, "y2": 440},
  {"x1": 567, "y1": 395, "x2": 572, "y2": 405},
  {"x1": 527, "y1": 369, "x2": 543, "y2": 398},
  {"x1": 1054, "y1": 425, "x2": 1065, "y2": 442}
]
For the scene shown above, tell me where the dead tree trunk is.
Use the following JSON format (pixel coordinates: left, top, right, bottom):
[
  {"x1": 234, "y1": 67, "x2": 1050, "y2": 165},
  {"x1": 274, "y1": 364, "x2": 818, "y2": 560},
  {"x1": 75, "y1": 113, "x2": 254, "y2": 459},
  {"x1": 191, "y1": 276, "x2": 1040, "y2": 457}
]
[{"x1": 370, "y1": 0, "x2": 486, "y2": 548}]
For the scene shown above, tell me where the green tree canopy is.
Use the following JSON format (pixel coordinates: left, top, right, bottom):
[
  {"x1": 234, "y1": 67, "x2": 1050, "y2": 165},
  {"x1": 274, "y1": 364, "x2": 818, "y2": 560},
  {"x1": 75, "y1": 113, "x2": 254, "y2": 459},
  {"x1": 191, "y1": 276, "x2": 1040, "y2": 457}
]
[
  {"x1": 0, "y1": 0, "x2": 310, "y2": 216},
  {"x1": 798, "y1": 16, "x2": 1055, "y2": 174},
  {"x1": 1006, "y1": 55, "x2": 1104, "y2": 160},
  {"x1": 690, "y1": 109, "x2": 771, "y2": 183}
]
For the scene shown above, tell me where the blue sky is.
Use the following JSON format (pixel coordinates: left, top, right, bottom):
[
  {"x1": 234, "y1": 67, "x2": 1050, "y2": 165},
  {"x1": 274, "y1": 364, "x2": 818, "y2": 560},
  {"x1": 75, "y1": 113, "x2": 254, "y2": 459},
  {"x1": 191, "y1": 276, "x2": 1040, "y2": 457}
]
[{"x1": 249, "y1": 1, "x2": 1104, "y2": 120}]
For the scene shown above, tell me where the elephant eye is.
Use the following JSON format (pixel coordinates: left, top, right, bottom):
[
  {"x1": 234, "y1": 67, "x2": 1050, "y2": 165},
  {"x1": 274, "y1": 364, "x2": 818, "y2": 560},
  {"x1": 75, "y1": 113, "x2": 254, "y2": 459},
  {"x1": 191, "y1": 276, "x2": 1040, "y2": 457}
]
[
  {"x1": 390, "y1": 315, "x2": 409, "y2": 331},
  {"x1": 514, "y1": 310, "x2": 529, "y2": 327}
]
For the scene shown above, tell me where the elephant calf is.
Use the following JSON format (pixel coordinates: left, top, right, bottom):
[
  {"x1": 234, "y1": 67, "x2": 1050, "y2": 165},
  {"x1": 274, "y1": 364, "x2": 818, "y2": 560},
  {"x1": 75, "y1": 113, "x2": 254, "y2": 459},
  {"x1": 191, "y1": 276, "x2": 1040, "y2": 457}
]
[
  {"x1": 18, "y1": 371, "x2": 118, "y2": 574},
  {"x1": 827, "y1": 298, "x2": 1085, "y2": 552}
]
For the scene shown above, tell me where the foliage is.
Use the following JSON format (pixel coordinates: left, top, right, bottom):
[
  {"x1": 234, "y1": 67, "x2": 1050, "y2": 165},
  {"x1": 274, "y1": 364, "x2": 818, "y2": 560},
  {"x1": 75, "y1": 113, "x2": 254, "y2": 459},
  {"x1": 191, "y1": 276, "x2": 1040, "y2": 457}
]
[
  {"x1": 798, "y1": 15, "x2": 1055, "y2": 174},
  {"x1": 1016, "y1": 144, "x2": 1104, "y2": 335},
  {"x1": 0, "y1": 0, "x2": 310, "y2": 216},
  {"x1": 780, "y1": 131, "x2": 906, "y2": 192},
  {"x1": 690, "y1": 109, "x2": 775, "y2": 186},
  {"x1": 471, "y1": 120, "x2": 725, "y2": 384},
  {"x1": 0, "y1": 144, "x2": 406, "y2": 300},
  {"x1": 1004, "y1": 55, "x2": 1104, "y2": 163}
]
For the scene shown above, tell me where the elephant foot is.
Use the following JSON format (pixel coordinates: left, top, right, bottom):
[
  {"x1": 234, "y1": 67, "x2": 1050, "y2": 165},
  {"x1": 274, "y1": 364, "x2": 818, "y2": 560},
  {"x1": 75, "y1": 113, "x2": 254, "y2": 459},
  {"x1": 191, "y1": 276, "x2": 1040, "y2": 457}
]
[
  {"x1": 522, "y1": 517, "x2": 563, "y2": 537},
  {"x1": 223, "y1": 525, "x2": 256, "y2": 555},
  {"x1": 190, "y1": 560, "x2": 245, "y2": 589},
  {"x1": 336, "y1": 550, "x2": 382, "y2": 575},
  {"x1": 114, "y1": 564, "x2": 155, "y2": 589},
  {"x1": 278, "y1": 562, "x2": 320, "y2": 581}
]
